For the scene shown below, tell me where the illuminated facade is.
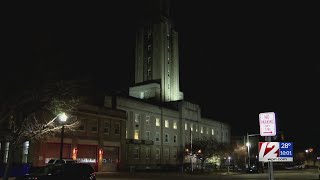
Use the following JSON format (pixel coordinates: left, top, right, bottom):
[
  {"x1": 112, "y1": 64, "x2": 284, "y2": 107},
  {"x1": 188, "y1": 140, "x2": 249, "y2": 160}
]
[
  {"x1": 104, "y1": 0, "x2": 231, "y2": 170},
  {"x1": 129, "y1": 0, "x2": 183, "y2": 102},
  {"x1": 104, "y1": 96, "x2": 230, "y2": 170}
]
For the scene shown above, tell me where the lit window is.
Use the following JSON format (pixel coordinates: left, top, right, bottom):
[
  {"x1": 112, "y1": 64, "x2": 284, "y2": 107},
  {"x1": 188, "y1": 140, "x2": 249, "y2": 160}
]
[
  {"x1": 200, "y1": 126, "x2": 203, "y2": 133},
  {"x1": 190, "y1": 124, "x2": 193, "y2": 131},
  {"x1": 156, "y1": 118, "x2": 160, "y2": 127},
  {"x1": 185, "y1": 123, "x2": 187, "y2": 130},
  {"x1": 134, "y1": 130, "x2": 139, "y2": 140},
  {"x1": 173, "y1": 121, "x2": 177, "y2": 129},
  {"x1": 140, "y1": 92, "x2": 144, "y2": 99},
  {"x1": 4, "y1": 142, "x2": 9, "y2": 163},
  {"x1": 212, "y1": 129, "x2": 214, "y2": 135},
  {"x1": 22, "y1": 141, "x2": 29, "y2": 163},
  {"x1": 126, "y1": 128, "x2": 128, "y2": 138},
  {"x1": 165, "y1": 120, "x2": 169, "y2": 128}
]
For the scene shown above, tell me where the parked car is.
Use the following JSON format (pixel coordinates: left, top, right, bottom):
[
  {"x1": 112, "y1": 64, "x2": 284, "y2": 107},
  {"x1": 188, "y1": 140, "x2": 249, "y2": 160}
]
[
  {"x1": 47, "y1": 158, "x2": 77, "y2": 164},
  {"x1": 246, "y1": 165, "x2": 258, "y2": 173},
  {"x1": 284, "y1": 162, "x2": 305, "y2": 170},
  {"x1": 15, "y1": 163, "x2": 96, "y2": 180}
]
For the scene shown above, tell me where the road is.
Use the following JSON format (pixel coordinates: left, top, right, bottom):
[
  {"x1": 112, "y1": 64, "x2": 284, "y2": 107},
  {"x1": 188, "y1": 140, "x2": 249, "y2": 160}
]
[{"x1": 95, "y1": 169, "x2": 320, "y2": 180}]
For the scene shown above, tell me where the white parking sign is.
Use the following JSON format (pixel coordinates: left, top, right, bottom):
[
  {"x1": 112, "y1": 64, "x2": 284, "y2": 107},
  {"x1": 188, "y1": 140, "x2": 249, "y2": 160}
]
[{"x1": 259, "y1": 112, "x2": 276, "y2": 136}]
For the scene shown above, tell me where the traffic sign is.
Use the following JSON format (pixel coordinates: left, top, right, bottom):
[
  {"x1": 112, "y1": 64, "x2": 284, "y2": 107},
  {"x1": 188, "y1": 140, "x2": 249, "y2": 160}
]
[
  {"x1": 259, "y1": 112, "x2": 276, "y2": 136},
  {"x1": 259, "y1": 142, "x2": 293, "y2": 162}
]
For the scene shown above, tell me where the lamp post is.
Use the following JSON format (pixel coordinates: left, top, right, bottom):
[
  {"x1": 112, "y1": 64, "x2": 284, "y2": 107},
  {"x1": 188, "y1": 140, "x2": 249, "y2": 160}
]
[
  {"x1": 246, "y1": 133, "x2": 260, "y2": 169},
  {"x1": 246, "y1": 142, "x2": 251, "y2": 168},
  {"x1": 59, "y1": 113, "x2": 68, "y2": 161},
  {"x1": 227, "y1": 156, "x2": 231, "y2": 174},
  {"x1": 190, "y1": 127, "x2": 193, "y2": 172}
]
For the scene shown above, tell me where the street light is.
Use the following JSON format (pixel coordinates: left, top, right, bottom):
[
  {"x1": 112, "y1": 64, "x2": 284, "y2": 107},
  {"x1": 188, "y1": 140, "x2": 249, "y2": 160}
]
[
  {"x1": 59, "y1": 113, "x2": 68, "y2": 161},
  {"x1": 246, "y1": 142, "x2": 251, "y2": 168},
  {"x1": 246, "y1": 133, "x2": 260, "y2": 169},
  {"x1": 227, "y1": 156, "x2": 231, "y2": 174}
]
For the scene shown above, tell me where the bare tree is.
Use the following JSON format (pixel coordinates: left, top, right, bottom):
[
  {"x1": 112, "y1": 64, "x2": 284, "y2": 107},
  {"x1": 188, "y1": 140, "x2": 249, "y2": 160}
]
[
  {"x1": 186, "y1": 137, "x2": 223, "y2": 172},
  {"x1": 214, "y1": 143, "x2": 233, "y2": 170},
  {"x1": 0, "y1": 80, "x2": 82, "y2": 180},
  {"x1": 232, "y1": 143, "x2": 247, "y2": 170}
]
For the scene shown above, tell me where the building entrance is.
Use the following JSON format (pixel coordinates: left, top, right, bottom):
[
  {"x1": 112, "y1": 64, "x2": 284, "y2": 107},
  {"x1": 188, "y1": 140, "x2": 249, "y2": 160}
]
[{"x1": 101, "y1": 146, "x2": 119, "y2": 172}]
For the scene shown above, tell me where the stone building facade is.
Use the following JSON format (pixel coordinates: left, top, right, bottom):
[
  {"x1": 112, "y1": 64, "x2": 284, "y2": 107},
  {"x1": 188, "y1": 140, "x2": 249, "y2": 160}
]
[
  {"x1": 0, "y1": 104, "x2": 126, "y2": 172},
  {"x1": 104, "y1": 95, "x2": 230, "y2": 170}
]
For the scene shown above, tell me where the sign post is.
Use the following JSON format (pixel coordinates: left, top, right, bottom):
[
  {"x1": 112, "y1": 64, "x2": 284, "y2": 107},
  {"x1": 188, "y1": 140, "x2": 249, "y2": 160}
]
[
  {"x1": 266, "y1": 137, "x2": 274, "y2": 180},
  {"x1": 259, "y1": 112, "x2": 277, "y2": 180}
]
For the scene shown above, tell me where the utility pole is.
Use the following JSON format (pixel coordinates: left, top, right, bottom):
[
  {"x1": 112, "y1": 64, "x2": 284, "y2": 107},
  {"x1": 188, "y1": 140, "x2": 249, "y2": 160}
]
[
  {"x1": 247, "y1": 133, "x2": 250, "y2": 168},
  {"x1": 160, "y1": 82, "x2": 164, "y2": 167},
  {"x1": 190, "y1": 127, "x2": 193, "y2": 172},
  {"x1": 244, "y1": 136, "x2": 246, "y2": 166}
]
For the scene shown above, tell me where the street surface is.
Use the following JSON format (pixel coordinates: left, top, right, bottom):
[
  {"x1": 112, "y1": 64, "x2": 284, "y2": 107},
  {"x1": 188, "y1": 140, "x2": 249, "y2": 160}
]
[
  {"x1": 1, "y1": 168, "x2": 318, "y2": 180},
  {"x1": 95, "y1": 169, "x2": 319, "y2": 180}
]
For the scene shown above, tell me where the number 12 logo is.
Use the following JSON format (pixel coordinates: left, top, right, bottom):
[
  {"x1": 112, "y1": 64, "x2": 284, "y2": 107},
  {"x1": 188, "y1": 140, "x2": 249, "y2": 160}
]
[{"x1": 259, "y1": 142, "x2": 279, "y2": 159}]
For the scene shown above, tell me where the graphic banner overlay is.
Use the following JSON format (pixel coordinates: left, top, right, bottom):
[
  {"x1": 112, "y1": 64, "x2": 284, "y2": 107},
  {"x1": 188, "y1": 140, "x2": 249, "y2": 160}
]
[{"x1": 259, "y1": 142, "x2": 293, "y2": 162}]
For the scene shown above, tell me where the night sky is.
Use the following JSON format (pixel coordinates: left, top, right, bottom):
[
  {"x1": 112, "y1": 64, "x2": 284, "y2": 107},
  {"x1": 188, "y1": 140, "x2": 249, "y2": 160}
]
[{"x1": 3, "y1": 1, "x2": 319, "y2": 150}]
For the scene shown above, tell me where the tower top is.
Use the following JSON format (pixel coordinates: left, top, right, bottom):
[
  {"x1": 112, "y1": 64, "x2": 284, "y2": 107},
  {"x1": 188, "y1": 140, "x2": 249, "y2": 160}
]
[{"x1": 141, "y1": 0, "x2": 171, "y2": 18}]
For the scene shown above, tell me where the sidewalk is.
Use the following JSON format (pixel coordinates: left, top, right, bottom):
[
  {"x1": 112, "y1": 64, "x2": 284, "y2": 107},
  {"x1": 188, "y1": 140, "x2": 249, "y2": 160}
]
[
  {"x1": 95, "y1": 170, "x2": 241, "y2": 178},
  {"x1": 95, "y1": 171, "x2": 186, "y2": 177},
  {"x1": 1, "y1": 171, "x2": 241, "y2": 180}
]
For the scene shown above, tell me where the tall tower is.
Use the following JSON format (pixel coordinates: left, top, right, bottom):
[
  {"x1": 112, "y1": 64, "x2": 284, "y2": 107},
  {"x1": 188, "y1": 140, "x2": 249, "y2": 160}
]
[{"x1": 129, "y1": 0, "x2": 184, "y2": 102}]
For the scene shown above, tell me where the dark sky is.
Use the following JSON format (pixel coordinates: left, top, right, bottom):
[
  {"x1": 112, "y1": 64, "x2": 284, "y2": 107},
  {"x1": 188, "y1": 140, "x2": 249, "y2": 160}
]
[{"x1": 3, "y1": 1, "x2": 319, "y2": 150}]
